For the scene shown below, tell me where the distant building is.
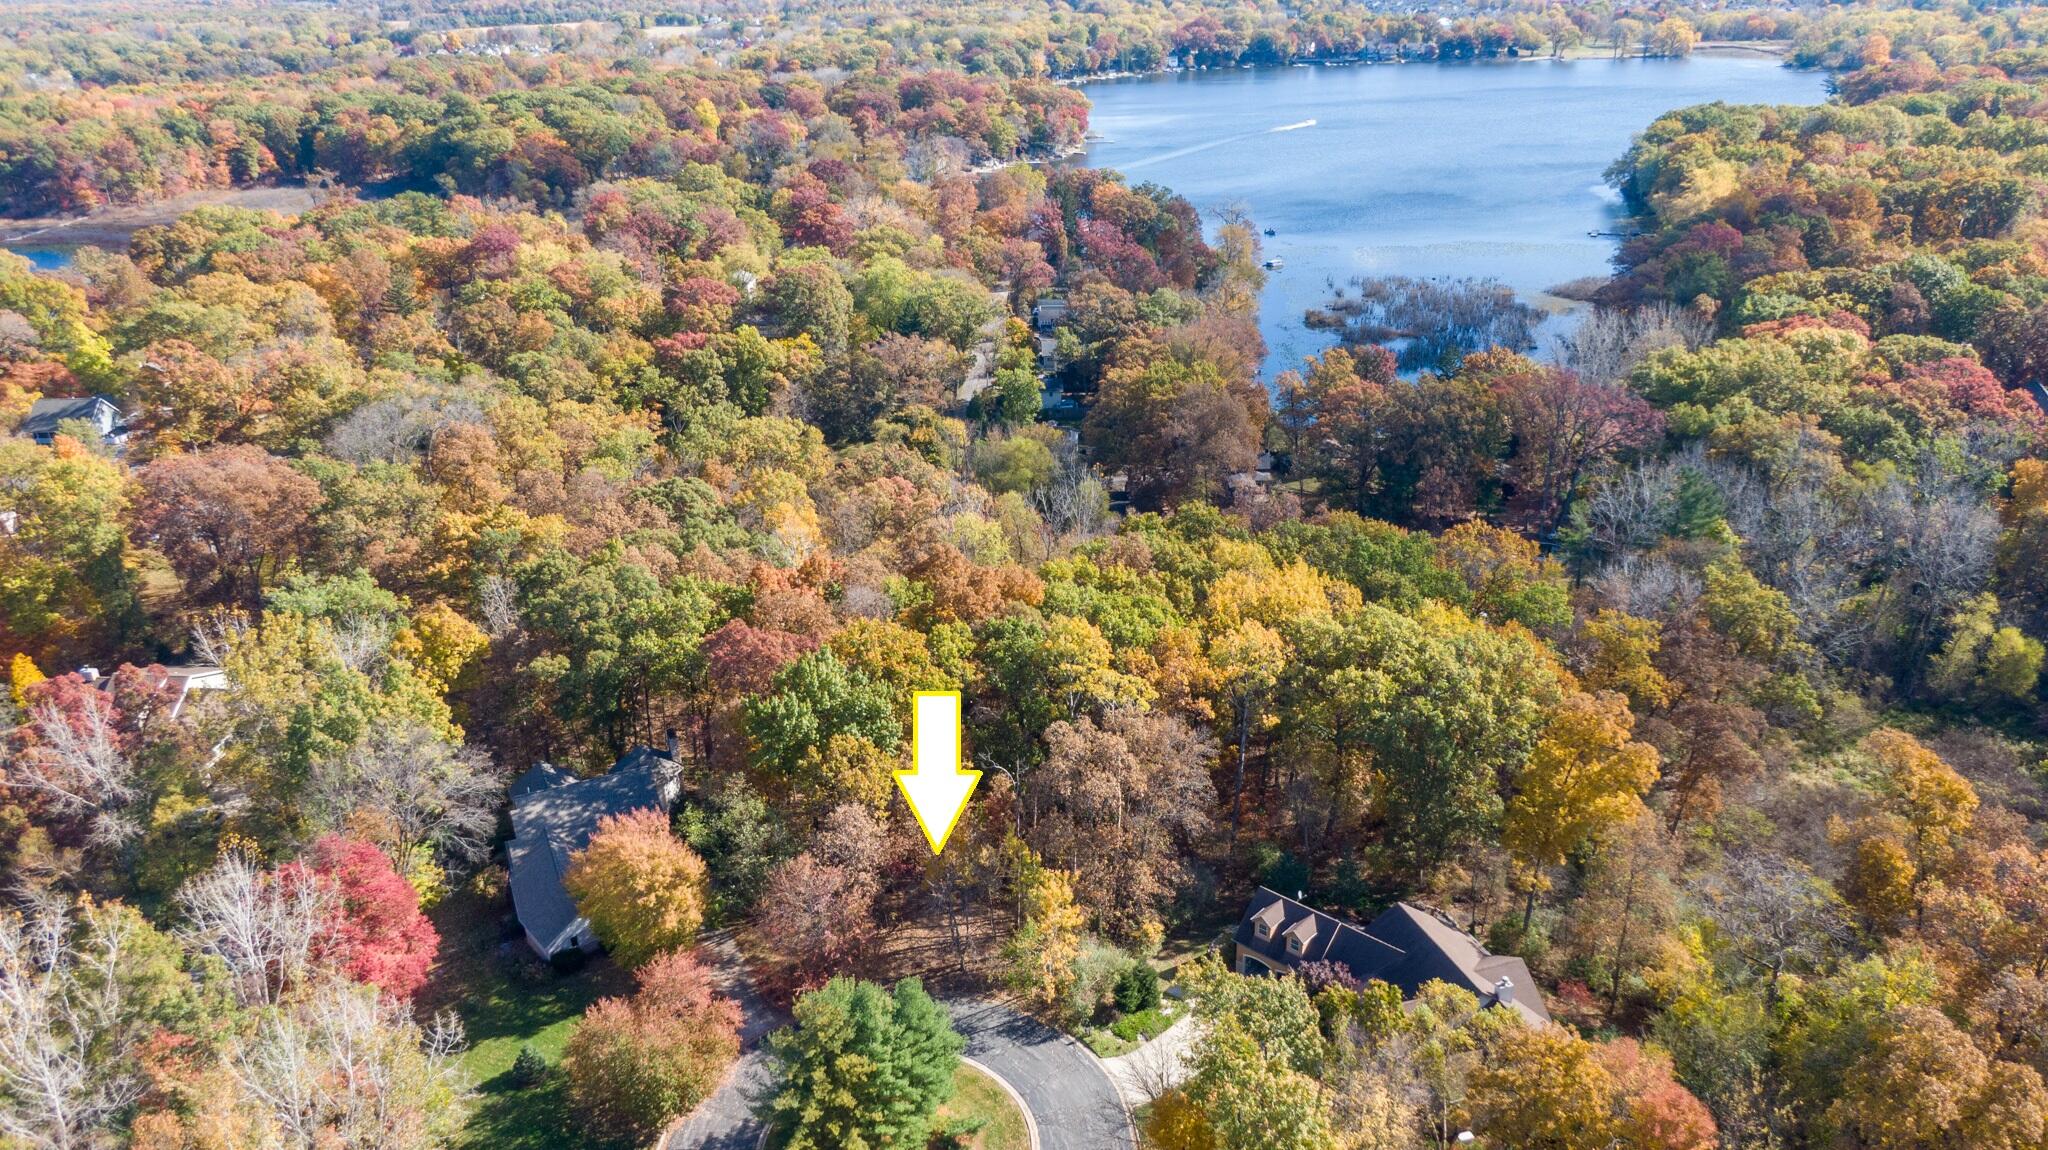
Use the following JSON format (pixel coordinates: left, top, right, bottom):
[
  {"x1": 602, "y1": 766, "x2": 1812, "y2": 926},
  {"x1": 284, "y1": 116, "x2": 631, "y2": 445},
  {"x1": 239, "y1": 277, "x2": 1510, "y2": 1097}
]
[
  {"x1": 19, "y1": 396, "x2": 128, "y2": 447},
  {"x1": 1233, "y1": 887, "x2": 1550, "y2": 1024},
  {"x1": 1031, "y1": 296, "x2": 1068, "y2": 332},
  {"x1": 148, "y1": 665, "x2": 227, "y2": 719},
  {"x1": 75, "y1": 663, "x2": 226, "y2": 720},
  {"x1": 506, "y1": 741, "x2": 682, "y2": 960}
]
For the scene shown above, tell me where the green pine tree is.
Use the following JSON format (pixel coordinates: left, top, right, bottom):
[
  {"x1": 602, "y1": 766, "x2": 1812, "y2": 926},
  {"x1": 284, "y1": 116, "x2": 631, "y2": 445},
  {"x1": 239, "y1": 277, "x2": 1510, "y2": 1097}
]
[{"x1": 766, "y1": 977, "x2": 964, "y2": 1149}]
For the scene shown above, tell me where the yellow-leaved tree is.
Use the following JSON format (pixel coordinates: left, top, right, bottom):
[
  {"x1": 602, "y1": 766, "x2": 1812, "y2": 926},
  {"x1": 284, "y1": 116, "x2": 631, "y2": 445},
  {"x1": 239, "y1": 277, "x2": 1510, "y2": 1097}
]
[
  {"x1": 565, "y1": 808, "x2": 709, "y2": 967},
  {"x1": 9, "y1": 652, "x2": 46, "y2": 710},
  {"x1": 1001, "y1": 854, "x2": 1085, "y2": 1016},
  {"x1": 1504, "y1": 690, "x2": 1662, "y2": 927}
]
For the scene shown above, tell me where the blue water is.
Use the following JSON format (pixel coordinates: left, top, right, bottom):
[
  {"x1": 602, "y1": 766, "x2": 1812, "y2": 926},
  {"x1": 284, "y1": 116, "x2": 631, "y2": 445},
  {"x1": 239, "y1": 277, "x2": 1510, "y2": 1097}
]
[
  {"x1": 1079, "y1": 57, "x2": 1831, "y2": 379},
  {"x1": 6, "y1": 247, "x2": 76, "y2": 271}
]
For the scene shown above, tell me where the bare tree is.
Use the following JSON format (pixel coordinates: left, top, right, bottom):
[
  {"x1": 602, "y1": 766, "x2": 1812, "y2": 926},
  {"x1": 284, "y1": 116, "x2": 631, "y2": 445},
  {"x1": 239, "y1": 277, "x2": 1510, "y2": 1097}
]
[
  {"x1": 1591, "y1": 554, "x2": 1703, "y2": 623},
  {"x1": 177, "y1": 853, "x2": 331, "y2": 1007},
  {"x1": 189, "y1": 608, "x2": 252, "y2": 670},
  {"x1": 477, "y1": 573, "x2": 522, "y2": 639},
  {"x1": 1555, "y1": 301, "x2": 1711, "y2": 384},
  {"x1": 310, "y1": 721, "x2": 504, "y2": 875},
  {"x1": 0, "y1": 899, "x2": 152, "y2": 1150},
  {"x1": 1691, "y1": 849, "x2": 1850, "y2": 1002},
  {"x1": 323, "y1": 393, "x2": 486, "y2": 466},
  {"x1": 325, "y1": 613, "x2": 395, "y2": 677},
  {"x1": 1577, "y1": 458, "x2": 1681, "y2": 560},
  {"x1": 225, "y1": 978, "x2": 469, "y2": 1150},
  {"x1": 4, "y1": 690, "x2": 140, "y2": 848}
]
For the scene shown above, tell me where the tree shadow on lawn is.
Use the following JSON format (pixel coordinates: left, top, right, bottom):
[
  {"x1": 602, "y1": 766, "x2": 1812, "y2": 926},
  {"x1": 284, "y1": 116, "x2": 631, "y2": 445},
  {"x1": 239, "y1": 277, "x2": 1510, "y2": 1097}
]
[{"x1": 460, "y1": 1068, "x2": 601, "y2": 1150}]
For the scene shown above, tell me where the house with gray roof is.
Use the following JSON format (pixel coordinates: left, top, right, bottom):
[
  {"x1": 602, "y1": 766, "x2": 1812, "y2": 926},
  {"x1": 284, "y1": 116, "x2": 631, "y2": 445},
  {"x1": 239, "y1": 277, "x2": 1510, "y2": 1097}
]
[
  {"x1": 507, "y1": 741, "x2": 681, "y2": 959},
  {"x1": 19, "y1": 395, "x2": 128, "y2": 447},
  {"x1": 1233, "y1": 887, "x2": 1549, "y2": 1024}
]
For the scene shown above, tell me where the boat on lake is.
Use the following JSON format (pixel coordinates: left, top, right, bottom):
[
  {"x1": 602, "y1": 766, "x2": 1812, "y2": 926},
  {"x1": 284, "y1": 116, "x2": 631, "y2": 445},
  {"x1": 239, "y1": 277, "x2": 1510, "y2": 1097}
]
[{"x1": 1263, "y1": 258, "x2": 1285, "y2": 270}]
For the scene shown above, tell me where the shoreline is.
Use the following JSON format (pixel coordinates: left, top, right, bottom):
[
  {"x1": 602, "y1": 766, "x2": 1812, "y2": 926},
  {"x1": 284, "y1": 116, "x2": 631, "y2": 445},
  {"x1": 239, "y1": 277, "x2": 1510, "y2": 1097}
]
[
  {"x1": 1055, "y1": 41, "x2": 1798, "y2": 85},
  {"x1": 0, "y1": 184, "x2": 331, "y2": 251}
]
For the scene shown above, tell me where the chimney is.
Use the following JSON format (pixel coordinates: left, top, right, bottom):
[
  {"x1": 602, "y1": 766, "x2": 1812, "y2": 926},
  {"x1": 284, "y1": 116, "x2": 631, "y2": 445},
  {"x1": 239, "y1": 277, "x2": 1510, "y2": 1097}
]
[
  {"x1": 77, "y1": 666, "x2": 100, "y2": 683},
  {"x1": 1494, "y1": 975, "x2": 1514, "y2": 1006}
]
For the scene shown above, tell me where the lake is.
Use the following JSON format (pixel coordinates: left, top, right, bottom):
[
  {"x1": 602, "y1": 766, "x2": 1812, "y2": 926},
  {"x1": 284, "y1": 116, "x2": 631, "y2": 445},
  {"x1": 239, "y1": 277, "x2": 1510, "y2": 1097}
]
[
  {"x1": 1077, "y1": 56, "x2": 1832, "y2": 379},
  {"x1": 8, "y1": 247, "x2": 76, "y2": 271}
]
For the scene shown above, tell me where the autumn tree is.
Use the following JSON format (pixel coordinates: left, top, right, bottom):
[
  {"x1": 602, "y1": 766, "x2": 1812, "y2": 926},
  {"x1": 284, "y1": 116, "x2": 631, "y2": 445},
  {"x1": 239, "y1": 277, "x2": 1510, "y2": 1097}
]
[
  {"x1": 300, "y1": 834, "x2": 439, "y2": 1001},
  {"x1": 0, "y1": 437, "x2": 138, "y2": 662},
  {"x1": 564, "y1": 808, "x2": 709, "y2": 967},
  {"x1": 1470, "y1": 1025, "x2": 1623, "y2": 1150},
  {"x1": 1561, "y1": 811, "x2": 1680, "y2": 1017},
  {"x1": 1003, "y1": 858, "x2": 1087, "y2": 1017},
  {"x1": 1030, "y1": 711, "x2": 1215, "y2": 942},
  {"x1": 1279, "y1": 601, "x2": 1566, "y2": 874},
  {"x1": 133, "y1": 444, "x2": 321, "y2": 608},
  {"x1": 563, "y1": 948, "x2": 742, "y2": 1145},
  {"x1": 1503, "y1": 690, "x2": 1660, "y2": 926},
  {"x1": 1829, "y1": 1005, "x2": 2048, "y2": 1150},
  {"x1": 1180, "y1": 961, "x2": 1333, "y2": 1150},
  {"x1": 759, "y1": 851, "x2": 880, "y2": 993}
]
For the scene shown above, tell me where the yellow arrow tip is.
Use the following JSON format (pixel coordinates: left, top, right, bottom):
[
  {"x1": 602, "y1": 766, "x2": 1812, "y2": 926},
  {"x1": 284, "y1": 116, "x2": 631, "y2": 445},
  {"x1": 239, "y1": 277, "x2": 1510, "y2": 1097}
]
[{"x1": 901, "y1": 690, "x2": 978, "y2": 854}]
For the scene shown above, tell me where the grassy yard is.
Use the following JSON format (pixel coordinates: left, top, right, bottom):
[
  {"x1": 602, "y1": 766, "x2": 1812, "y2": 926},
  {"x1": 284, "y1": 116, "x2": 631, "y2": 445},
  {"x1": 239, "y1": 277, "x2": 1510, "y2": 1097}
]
[
  {"x1": 934, "y1": 1064, "x2": 1030, "y2": 1150},
  {"x1": 417, "y1": 886, "x2": 632, "y2": 1150}
]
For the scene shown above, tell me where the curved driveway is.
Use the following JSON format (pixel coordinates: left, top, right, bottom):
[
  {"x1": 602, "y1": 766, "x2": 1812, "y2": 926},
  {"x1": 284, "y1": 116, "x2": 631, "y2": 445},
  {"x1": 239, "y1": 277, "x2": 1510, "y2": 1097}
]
[{"x1": 664, "y1": 940, "x2": 1132, "y2": 1150}]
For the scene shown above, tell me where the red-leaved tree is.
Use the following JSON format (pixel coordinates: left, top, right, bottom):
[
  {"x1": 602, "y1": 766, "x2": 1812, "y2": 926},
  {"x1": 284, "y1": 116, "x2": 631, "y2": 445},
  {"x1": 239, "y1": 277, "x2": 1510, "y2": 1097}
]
[{"x1": 296, "y1": 834, "x2": 439, "y2": 1001}]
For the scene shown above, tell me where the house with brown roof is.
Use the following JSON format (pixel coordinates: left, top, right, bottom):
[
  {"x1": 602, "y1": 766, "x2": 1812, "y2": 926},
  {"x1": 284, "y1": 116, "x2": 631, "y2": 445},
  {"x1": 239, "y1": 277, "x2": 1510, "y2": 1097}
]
[{"x1": 1233, "y1": 887, "x2": 1549, "y2": 1024}]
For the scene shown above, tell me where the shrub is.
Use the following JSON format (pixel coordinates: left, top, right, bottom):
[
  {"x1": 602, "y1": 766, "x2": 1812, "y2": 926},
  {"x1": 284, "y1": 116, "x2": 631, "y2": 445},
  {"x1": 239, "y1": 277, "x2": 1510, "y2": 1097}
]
[
  {"x1": 1109, "y1": 1008, "x2": 1170, "y2": 1043},
  {"x1": 1114, "y1": 961, "x2": 1161, "y2": 1014},
  {"x1": 511, "y1": 1044, "x2": 548, "y2": 1089}
]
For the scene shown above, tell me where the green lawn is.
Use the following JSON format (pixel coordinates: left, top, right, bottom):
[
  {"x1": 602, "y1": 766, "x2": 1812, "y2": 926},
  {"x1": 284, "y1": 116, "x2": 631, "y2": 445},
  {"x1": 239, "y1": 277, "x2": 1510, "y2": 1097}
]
[
  {"x1": 934, "y1": 1064, "x2": 1030, "y2": 1150},
  {"x1": 419, "y1": 887, "x2": 632, "y2": 1150}
]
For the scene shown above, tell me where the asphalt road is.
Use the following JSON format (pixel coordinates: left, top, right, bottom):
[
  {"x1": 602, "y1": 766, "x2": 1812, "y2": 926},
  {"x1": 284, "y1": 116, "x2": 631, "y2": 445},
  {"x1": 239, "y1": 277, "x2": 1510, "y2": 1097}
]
[
  {"x1": 947, "y1": 998, "x2": 1135, "y2": 1150},
  {"x1": 664, "y1": 946, "x2": 1133, "y2": 1150}
]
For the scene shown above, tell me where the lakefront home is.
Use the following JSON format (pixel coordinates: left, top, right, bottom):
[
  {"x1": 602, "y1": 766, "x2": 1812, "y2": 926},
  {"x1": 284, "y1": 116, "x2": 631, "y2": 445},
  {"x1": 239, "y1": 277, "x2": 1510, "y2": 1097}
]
[
  {"x1": 1233, "y1": 887, "x2": 1550, "y2": 1024},
  {"x1": 506, "y1": 738, "x2": 682, "y2": 960}
]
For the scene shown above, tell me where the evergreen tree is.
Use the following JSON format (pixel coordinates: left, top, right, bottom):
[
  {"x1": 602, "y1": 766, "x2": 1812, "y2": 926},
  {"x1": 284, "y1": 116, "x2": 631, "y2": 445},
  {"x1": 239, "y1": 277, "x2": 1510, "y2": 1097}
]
[{"x1": 765, "y1": 977, "x2": 964, "y2": 1150}]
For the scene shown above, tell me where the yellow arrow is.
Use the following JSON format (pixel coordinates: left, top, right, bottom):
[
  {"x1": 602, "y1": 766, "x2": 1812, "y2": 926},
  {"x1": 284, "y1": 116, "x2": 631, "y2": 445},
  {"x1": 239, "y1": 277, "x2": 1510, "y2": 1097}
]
[{"x1": 896, "y1": 691, "x2": 982, "y2": 855}]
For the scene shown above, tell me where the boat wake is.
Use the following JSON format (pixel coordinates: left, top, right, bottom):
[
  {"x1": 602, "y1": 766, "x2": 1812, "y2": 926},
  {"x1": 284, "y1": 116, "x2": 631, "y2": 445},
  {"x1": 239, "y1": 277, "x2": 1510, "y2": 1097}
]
[{"x1": 1118, "y1": 118, "x2": 1318, "y2": 170}]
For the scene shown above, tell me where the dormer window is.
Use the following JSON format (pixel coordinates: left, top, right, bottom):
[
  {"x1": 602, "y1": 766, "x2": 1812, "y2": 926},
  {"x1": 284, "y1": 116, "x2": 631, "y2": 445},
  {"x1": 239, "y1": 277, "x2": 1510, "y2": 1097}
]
[
  {"x1": 1250, "y1": 901, "x2": 1286, "y2": 943},
  {"x1": 1282, "y1": 916, "x2": 1317, "y2": 957}
]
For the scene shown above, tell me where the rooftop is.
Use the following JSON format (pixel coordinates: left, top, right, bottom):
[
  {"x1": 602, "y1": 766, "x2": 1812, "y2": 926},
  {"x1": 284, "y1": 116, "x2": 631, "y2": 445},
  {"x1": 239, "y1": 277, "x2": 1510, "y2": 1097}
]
[
  {"x1": 505, "y1": 747, "x2": 678, "y2": 955},
  {"x1": 1234, "y1": 887, "x2": 1549, "y2": 1024}
]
